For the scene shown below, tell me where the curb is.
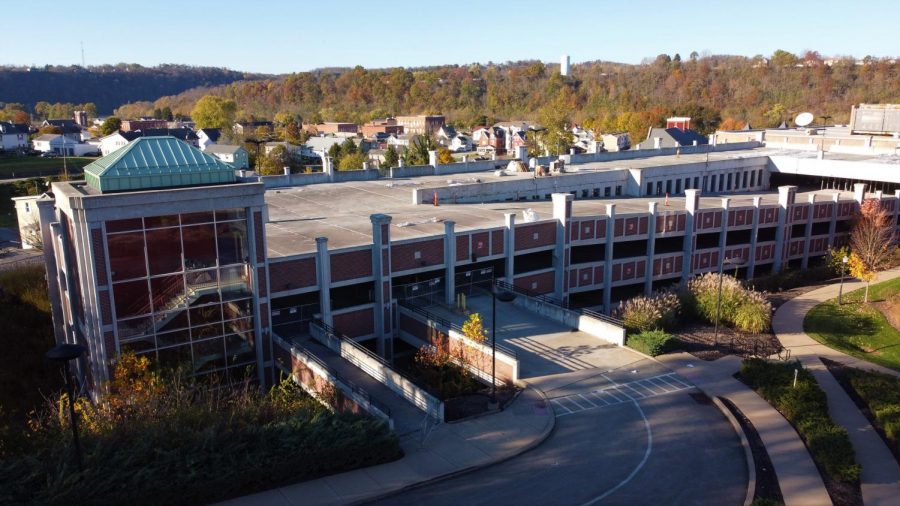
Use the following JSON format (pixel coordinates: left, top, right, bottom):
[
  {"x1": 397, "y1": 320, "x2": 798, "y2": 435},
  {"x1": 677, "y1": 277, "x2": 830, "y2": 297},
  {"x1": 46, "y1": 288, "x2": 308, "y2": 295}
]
[
  {"x1": 712, "y1": 396, "x2": 757, "y2": 506},
  {"x1": 349, "y1": 382, "x2": 556, "y2": 505}
]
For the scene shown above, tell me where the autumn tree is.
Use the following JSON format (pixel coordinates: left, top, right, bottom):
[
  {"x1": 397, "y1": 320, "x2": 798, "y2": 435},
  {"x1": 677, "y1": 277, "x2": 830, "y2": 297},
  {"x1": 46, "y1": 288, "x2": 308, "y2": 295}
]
[
  {"x1": 461, "y1": 313, "x2": 486, "y2": 343},
  {"x1": 383, "y1": 145, "x2": 399, "y2": 168},
  {"x1": 850, "y1": 199, "x2": 897, "y2": 302},
  {"x1": 338, "y1": 152, "x2": 367, "y2": 171},
  {"x1": 191, "y1": 95, "x2": 237, "y2": 129},
  {"x1": 256, "y1": 145, "x2": 293, "y2": 175},
  {"x1": 437, "y1": 147, "x2": 455, "y2": 164},
  {"x1": 403, "y1": 135, "x2": 436, "y2": 166},
  {"x1": 719, "y1": 118, "x2": 746, "y2": 131},
  {"x1": 98, "y1": 116, "x2": 121, "y2": 136}
]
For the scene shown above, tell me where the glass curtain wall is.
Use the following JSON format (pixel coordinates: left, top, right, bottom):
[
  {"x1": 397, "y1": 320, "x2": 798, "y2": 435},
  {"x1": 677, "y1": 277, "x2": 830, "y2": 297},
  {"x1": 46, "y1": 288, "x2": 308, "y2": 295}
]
[{"x1": 105, "y1": 208, "x2": 257, "y2": 381}]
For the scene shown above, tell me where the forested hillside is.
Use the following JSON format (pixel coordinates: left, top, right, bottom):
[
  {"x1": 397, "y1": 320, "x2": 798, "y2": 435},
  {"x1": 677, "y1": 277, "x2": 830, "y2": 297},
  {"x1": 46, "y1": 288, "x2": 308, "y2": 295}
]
[
  {"x1": 123, "y1": 51, "x2": 899, "y2": 142},
  {"x1": 0, "y1": 64, "x2": 269, "y2": 114}
]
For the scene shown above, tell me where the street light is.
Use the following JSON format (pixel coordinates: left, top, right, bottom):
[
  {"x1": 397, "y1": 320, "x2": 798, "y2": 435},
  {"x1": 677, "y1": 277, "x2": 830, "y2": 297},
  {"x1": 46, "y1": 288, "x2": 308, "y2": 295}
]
[
  {"x1": 838, "y1": 255, "x2": 849, "y2": 305},
  {"x1": 490, "y1": 286, "x2": 517, "y2": 404},
  {"x1": 714, "y1": 256, "x2": 748, "y2": 348},
  {"x1": 46, "y1": 343, "x2": 87, "y2": 471}
]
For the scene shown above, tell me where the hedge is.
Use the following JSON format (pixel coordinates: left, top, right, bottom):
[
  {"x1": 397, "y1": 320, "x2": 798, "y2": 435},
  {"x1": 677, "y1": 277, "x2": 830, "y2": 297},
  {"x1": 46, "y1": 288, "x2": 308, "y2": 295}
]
[
  {"x1": 740, "y1": 359, "x2": 860, "y2": 484},
  {"x1": 843, "y1": 368, "x2": 900, "y2": 454},
  {"x1": 627, "y1": 330, "x2": 677, "y2": 357}
]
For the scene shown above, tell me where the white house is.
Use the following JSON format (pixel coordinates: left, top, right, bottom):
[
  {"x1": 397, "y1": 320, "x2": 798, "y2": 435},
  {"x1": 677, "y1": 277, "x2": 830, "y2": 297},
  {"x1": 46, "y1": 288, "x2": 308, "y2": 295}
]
[
  {"x1": 197, "y1": 128, "x2": 221, "y2": 151},
  {"x1": 32, "y1": 134, "x2": 97, "y2": 156},
  {"x1": 436, "y1": 125, "x2": 458, "y2": 146},
  {"x1": 450, "y1": 134, "x2": 473, "y2": 152},
  {"x1": 205, "y1": 144, "x2": 249, "y2": 169},
  {"x1": 98, "y1": 131, "x2": 140, "y2": 155},
  {"x1": 0, "y1": 122, "x2": 29, "y2": 151}
]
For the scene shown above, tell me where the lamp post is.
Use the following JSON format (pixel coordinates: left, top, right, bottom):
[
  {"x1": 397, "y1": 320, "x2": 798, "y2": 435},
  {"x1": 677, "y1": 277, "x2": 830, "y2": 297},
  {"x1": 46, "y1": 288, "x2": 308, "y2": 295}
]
[
  {"x1": 838, "y1": 255, "x2": 849, "y2": 305},
  {"x1": 490, "y1": 286, "x2": 517, "y2": 403},
  {"x1": 714, "y1": 257, "x2": 748, "y2": 348},
  {"x1": 46, "y1": 343, "x2": 87, "y2": 471}
]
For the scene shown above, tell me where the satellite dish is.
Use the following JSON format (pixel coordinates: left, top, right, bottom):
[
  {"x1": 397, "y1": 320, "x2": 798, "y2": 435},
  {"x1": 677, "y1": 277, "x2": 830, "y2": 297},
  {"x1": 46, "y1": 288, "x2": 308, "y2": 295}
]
[{"x1": 795, "y1": 112, "x2": 814, "y2": 127}]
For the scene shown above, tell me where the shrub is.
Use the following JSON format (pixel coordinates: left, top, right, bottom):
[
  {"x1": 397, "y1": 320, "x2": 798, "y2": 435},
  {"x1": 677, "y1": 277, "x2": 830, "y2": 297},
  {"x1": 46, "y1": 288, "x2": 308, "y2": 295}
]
[
  {"x1": 627, "y1": 330, "x2": 676, "y2": 357},
  {"x1": 732, "y1": 291, "x2": 772, "y2": 334},
  {"x1": 740, "y1": 359, "x2": 860, "y2": 484},
  {"x1": 686, "y1": 273, "x2": 771, "y2": 333},
  {"x1": 843, "y1": 368, "x2": 900, "y2": 453},
  {"x1": 616, "y1": 289, "x2": 681, "y2": 333}
]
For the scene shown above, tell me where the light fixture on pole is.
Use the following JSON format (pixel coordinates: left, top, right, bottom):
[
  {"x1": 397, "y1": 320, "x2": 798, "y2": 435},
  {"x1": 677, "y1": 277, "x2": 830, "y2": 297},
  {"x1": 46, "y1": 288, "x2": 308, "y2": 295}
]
[
  {"x1": 838, "y1": 255, "x2": 849, "y2": 305},
  {"x1": 46, "y1": 343, "x2": 87, "y2": 471},
  {"x1": 490, "y1": 286, "x2": 516, "y2": 403},
  {"x1": 713, "y1": 256, "x2": 748, "y2": 347}
]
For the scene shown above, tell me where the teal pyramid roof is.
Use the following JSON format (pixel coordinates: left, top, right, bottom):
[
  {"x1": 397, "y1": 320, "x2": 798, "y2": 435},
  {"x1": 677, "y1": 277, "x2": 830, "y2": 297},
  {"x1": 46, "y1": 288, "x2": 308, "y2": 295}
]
[{"x1": 84, "y1": 136, "x2": 235, "y2": 193}]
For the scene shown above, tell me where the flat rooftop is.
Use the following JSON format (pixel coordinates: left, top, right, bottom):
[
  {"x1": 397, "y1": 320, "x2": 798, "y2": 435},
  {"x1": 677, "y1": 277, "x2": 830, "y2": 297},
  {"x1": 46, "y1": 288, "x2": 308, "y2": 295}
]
[{"x1": 264, "y1": 147, "x2": 866, "y2": 256}]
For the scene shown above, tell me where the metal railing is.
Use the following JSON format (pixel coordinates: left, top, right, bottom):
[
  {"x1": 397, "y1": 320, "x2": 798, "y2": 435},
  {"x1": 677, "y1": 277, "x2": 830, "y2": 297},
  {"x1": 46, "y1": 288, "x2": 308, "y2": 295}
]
[
  {"x1": 493, "y1": 279, "x2": 624, "y2": 326},
  {"x1": 397, "y1": 300, "x2": 518, "y2": 358}
]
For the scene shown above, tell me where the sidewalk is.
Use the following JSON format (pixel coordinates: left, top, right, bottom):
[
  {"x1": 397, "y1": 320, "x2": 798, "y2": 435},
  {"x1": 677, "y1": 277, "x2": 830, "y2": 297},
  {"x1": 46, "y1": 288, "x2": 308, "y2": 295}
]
[
  {"x1": 658, "y1": 352, "x2": 831, "y2": 506},
  {"x1": 773, "y1": 267, "x2": 900, "y2": 506},
  {"x1": 218, "y1": 386, "x2": 554, "y2": 506}
]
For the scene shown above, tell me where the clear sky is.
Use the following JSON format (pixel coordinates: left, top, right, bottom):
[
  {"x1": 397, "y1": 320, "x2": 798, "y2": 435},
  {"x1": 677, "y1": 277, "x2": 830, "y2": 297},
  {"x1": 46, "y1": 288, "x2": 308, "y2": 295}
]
[{"x1": 4, "y1": 0, "x2": 899, "y2": 74}]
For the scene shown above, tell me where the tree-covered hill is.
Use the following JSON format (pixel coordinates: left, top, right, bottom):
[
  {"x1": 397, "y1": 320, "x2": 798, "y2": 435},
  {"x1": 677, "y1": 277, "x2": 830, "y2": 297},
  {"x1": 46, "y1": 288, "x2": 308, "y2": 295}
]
[{"x1": 0, "y1": 64, "x2": 270, "y2": 114}]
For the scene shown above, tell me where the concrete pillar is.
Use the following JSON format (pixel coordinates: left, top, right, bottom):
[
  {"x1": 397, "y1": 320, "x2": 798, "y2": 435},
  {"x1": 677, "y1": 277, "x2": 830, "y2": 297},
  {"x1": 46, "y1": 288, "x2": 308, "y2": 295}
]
[
  {"x1": 443, "y1": 221, "x2": 456, "y2": 305},
  {"x1": 315, "y1": 237, "x2": 333, "y2": 327},
  {"x1": 603, "y1": 204, "x2": 616, "y2": 311},
  {"x1": 323, "y1": 156, "x2": 334, "y2": 182},
  {"x1": 854, "y1": 183, "x2": 866, "y2": 204},
  {"x1": 370, "y1": 214, "x2": 392, "y2": 357},
  {"x1": 283, "y1": 166, "x2": 290, "y2": 176},
  {"x1": 773, "y1": 185, "x2": 797, "y2": 273},
  {"x1": 504, "y1": 213, "x2": 516, "y2": 282},
  {"x1": 747, "y1": 196, "x2": 762, "y2": 278},
  {"x1": 644, "y1": 202, "x2": 658, "y2": 295},
  {"x1": 718, "y1": 197, "x2": 731, "y2": 270},
  {"x1": 827, "y1": 193, "x2": 839, "y2": 248},
  {"x1": 515, "y1": 145, "x2": 528, "y2": 161},
  {"x1": 552, "y1": 193, "x2": 573, "y2": 303},
  {"x1": 36, "y1": 198, "x2": 65, "y2": 345},
  {"x1": 653, "y1": 137, "x2": 662, "y2": 149},
  {"x1": 801, "y1": 194, "x2": 816, "y2": 269},
  {"x1": 682, "y1": 189, "x2": 700, "y2": 281},
  {"x1": 428, "y1": 150, "x2": 437, "y2": 167}
]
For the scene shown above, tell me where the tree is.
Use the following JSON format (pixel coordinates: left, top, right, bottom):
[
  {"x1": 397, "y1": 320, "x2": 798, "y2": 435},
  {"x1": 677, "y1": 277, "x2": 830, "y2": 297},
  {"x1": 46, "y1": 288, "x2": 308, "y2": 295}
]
[
  {"x1": 403, "y1": 135, "x2": 436, "y2": 166},
  {"x1": 99, "y1": 117, "x2": 121, "y2": 136},
  {"x1": 461, "y1": 313, "x2": 486, "y2": 343},
  {"x1": 771, "y1": 49, "x2": 798, "y2": 67},
  {"x1": 719, "y1": 118, "x2": 746, "y2": 131},
  {"x1": 850, "y1": 199, "x2": 897, "y2": 302},
  {"x1": 34, "y1": 101, "x2": 51, "y2": 120},
  {"x1": 191, "y1": 95, "x2": 237, "y2": 129},
  {"x1": 826, "y1": 245, "x2": 852, "y2": 277},
  {"x1": 21, "y1": 217, "x2": 43, "y2": 250},
  {"x1": 256, "y1": 145, "x2": 292, "y2": 175},
  {"x1": 383, "y1": 145, "x2": 399, "y2": 168},
  {"x1": 436, "y1": 147, "x2": 454, "y2": 164},
  {"x1": 689, "y1": 51, "x2": 699, "y2": 62},
  {"x1": 37, "y1": 125, "x2": 62, "y2": 135},
  {"x1": 340, "y1": 138, "x2": 358, "y2": 156},
  {"x1": 338, "y1": 152, "x2": 367, "y2": 171}
]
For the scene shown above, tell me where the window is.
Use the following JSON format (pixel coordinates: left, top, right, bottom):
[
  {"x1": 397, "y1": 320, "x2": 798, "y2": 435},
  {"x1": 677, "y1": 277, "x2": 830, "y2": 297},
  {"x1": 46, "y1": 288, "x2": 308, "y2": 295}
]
[
  {"x1": 646, "y1": 182, "x2": 653, "y2": 196},
  {"x1": 710, "y1": 175, "x2": 717, "y2": 192},
  {"x1": 656, "y1": 181, "x2": 663, "y2": 195},
  {"x1": 604, "y1": 186, "x2": 611, "y2": 197},
  {"x1": 675, "y1": 179, "x2": 682, "y2": 194},
  {"x1": 719, "y1": 175, "x2": 725, "y2": 192},
  {"x1": 665, "y1": 180, "x2": 672, "y2": 195},
  {"x1": 615, "y1": 185, "x2": 622, "y2": 196},
  {"x1": 696, "y1": 177, "x2": 701, "y2": 191},
  {"x1": 726, "y1": 173, "x2": 732, "y2": 191},
  {"x1": 750, "y1": 170, "x2": 756, "y2": 187},
  {"x1": 742, "y1": 171, "x2": 748, "y2": 189}
]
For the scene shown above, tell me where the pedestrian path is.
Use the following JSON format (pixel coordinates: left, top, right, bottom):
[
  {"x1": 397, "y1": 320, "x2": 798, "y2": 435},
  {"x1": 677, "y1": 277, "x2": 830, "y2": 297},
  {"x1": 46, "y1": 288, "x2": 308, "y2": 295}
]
[
  {"x1": 773, "y1": 267, "x2": 900, "y2": 506},
  {"x1": 657, "y1": 353, "x2": 832, "y2": 506},
  {"x1": 550, "y1": 373, "x2": 693, "y2": 417}
]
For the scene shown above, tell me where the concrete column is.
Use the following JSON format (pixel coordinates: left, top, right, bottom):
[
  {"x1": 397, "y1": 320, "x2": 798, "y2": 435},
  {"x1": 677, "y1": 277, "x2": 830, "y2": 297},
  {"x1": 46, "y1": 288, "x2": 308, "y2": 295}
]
[
  {"x1": 644, "y1": 202, "x2": 658, "y2": 295},
  {"x1": 428, "y1": 150, "x2": 437, "y2": 167},
  {"x1": 682, "y1": 189, "x2": 700, "y2": 281},
  {"x1": 854, "y1": 183, "x2": 866, "y2": 204},
  {"x1": 552, "y1": 193, "x2": 573, "y2": 303},
  {"x1": 801, "y1": 194, "x2": 816, "y2": 269},
  {"x1": 773, "y1": 185, "x2": 797, "y2": 273},
  {"x1": 747, "y1": 196, "x2": 762, "y2": 278},
  {"x1": 370, "y1": 214, "x2": 392, "y2": 357},
  {"x1": 443, "y1": 221, "x2": 455, "y2": 305},
  {"x1": 504, "y1": 213, "x2": 516, "y2": 282},
  {"x1": 827, "y1": 193, "x2": 839, "y2": 248},
  {"x1": 603, "y1": 204, "x2": 615, "y2": 312},
  {"x1": 315, "y1": 237, "x2": 333, "y2": 327},
  {"x1": 36, "y1": 198, "x2": 65, "y2": 345},
  {"x1": 323, "y1": 156, "x2": 334, "y2": 182},
  {"x1": 515, "y1": 145, "x2": 528, "y2": 161},
  {"x1": 718, "y1": 197, "x2": 731, "y2": 270}
]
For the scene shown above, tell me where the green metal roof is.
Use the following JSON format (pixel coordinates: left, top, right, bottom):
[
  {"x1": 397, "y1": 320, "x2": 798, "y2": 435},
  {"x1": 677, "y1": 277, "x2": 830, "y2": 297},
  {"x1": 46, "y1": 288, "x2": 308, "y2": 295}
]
[{"x1": 83, "y1": 136, "x2": 235, "y2": 193}]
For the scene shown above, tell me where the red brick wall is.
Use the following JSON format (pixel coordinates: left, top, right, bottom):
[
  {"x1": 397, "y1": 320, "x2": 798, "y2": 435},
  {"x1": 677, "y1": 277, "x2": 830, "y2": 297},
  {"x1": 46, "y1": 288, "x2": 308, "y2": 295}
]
[
  {"x1": 391, "y1": 239, "x2": 443, "y2": 272},
  {"x1": 727, "y1": 209, "x2": 753, "y2": 227},
  {"x1": 515, "y1": 222, "x2": 555, "y2": 250},
  {"x1": 759, "y1": 207, "x2": 778, "y2": 224},
  {"x1": 257, "y1": 267, "x2": 267, "y2": 297},
  {"x1": 653, "y1": 255, "x2": 683, "y2": 277},
  {"x1": 611, "y1": 260, "x2": 645, "y2": 282},
  {"x1": 514, "y1": 271, "x2": 554, "y2": 294},
  {"x1": 99, "y1": 289, "x2": 112, "y2": 325},
  {"x1": 269, "y1": 257, "x2": 317, "y2": 293},
  {"x1": 254, "y1": 211, "x2": 265, "y2": 263},
  {"x1": 491, "y1": 230, "x2": 504, "y2": 255},
  {"x1": 471, "y1": 232, "x2": 490, "y2": 258},
  {"x1": 333, "y1": 307, "x2": 374, "y2": 337},
  {"x1": 331, "y1": 249, "x2": 373, "y2": 282},
  {"x1": 92, "y1": 229, "x2": 108, "y2": 285},
  {"x1": 456, "y1": 235, "x2": 470, "y2": 261},
  {"x1": 696, "y1": 210, "x2": 723, "y2": 230},
  {"x1": 813, "y1": 203, "x2": 832, "y2": 220}
]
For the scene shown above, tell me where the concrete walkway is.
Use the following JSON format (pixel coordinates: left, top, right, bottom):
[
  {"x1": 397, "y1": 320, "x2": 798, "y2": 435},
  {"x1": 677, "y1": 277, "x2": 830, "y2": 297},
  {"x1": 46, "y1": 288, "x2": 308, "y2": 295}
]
[
  {"x1": 773, "y1": 267, "x2": 900, "y2": 506},
  {"x1": 217, "y1": 385, "x2": 554, "y2": 506},
  {"x1": 658, "y1": 352, "x2": 832, "y2": 506}
]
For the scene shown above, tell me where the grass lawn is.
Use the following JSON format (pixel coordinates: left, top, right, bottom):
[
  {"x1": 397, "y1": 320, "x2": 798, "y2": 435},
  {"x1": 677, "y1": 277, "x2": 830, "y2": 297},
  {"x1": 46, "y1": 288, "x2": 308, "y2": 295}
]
[
  {"x1": 804, "y1": 277, "x2": 900, "y2": 371},
  {"x1": 0, "y1": 155, "x2": 95, "y2": 179}
]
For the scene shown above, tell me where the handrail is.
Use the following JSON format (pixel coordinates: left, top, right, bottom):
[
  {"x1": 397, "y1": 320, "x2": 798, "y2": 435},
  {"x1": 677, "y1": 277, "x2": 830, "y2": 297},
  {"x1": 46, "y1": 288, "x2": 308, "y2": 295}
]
[
  {"x1": 397, "y1": 300, "x2": 518, "y2": 359},
  {"x1": 493, "y1": 279, "x2": 624, "y2": 326}
]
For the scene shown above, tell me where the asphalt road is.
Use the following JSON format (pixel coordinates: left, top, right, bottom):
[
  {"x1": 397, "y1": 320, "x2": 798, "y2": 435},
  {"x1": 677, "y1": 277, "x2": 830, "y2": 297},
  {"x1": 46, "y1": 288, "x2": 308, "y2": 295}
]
[{"x1": 372, "y1": 385, "x2": 746, "y2": 506}]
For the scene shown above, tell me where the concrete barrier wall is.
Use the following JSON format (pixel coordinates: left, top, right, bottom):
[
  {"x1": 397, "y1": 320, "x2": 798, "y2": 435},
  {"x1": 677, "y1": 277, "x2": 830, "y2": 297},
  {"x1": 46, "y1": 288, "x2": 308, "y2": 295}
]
[
  {"x1": 310, "y1": 323, "x2": 445, "y2": 421},
  {"x1": 509, "y1": 296, "x2": 625, "y2": 346},
  {"x1": 333, "y1": 169, "x2": 380, "y2": 182},
  {"x1": 271, "y1": 334, "x2": 393, "y2": 427}
]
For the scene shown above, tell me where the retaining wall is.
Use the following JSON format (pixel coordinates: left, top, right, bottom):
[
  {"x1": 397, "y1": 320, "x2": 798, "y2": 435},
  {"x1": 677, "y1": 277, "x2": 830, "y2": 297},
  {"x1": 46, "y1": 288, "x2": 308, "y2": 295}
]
[{"x1": 509, "y1": 296, "x2": 626, "y2": 346}]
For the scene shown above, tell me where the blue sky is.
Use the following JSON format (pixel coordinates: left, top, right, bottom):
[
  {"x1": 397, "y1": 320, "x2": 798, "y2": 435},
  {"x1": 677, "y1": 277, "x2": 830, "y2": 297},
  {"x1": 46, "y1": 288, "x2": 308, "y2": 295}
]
[{"x1": 4, "y1": 0, "x2": 899, "y2": 74}]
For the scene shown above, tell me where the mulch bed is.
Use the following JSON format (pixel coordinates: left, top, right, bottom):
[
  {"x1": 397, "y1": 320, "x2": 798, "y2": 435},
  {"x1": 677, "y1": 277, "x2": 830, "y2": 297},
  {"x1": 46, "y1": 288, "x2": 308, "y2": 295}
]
[
  {"x1": 676, "y1": 323, "x2": 783, "y2": 361},
  {"x1": 444, "y1": 387, "x2": 519, "y2": 422},
  {"x1": 719, "y1": 397, "x2": 783, "y2": 504}
]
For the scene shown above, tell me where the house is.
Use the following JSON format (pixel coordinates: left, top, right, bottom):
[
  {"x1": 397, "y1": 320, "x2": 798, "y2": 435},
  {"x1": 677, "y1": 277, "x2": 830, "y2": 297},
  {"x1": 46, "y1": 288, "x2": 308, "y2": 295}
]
[
  {"x1": 42, "y1": 119, "x2": 81, "y2": 135},
  {"x1": 263, "y1": 141, "x2": 302, "y2": 157},
  {"x1": 233, "y1": 121, "x2": 274, "y2": 136},
  {"x1": 473, "y1": 126, "x2": 505, "y2": 152},
  {"x1": 636, "y1": 127, "x2": 708, "y2": 150},
  {"x1": 304, "y1": 136, "x2": 346, "y2": 155},
  {"x1": 302, "y1": 122, "x2": 358, "y2": 135},
  {"x1": 98, "y1": 131, "x2": 141, "y2": 155},
  {"x1": 360, "y1": 119, "x2": 403, "y2": 138},
  {"x1": 449, "y1": 134, "x2": 473, "y2": 152},
  {"x1": 138, "y1": 128, "x2": 199, "y2": 147},
  {"x1": 494, "y1": 121, "x2": 539, "y2": 151},
  {"x1": 600, "y1": 132, "x2": 631, "y2": 152},
  {"x1": 121, "y1": 119, "x2": 168, "y2": 132},
  {"x1": 394, "y1": 115, "x2": 444, "y2": 136},
  {"x1": 0, "y1": 122, "x2": 30, "y2": 151},
  {"x1": 205, "y1": 144, "x2": 249, "y2": 169},
  {"x1": 386, "y1": 134, "x2": 414, "y2": 148},
  {"x1": 197, "y1": 128, "x2": 222, "y2": 151},
  {"x1": 31, "y1": 134, "x2": 98, "y2": 156},
  {"x1": 436, "y1": 125, "x2": 458, "y2": 146}
]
